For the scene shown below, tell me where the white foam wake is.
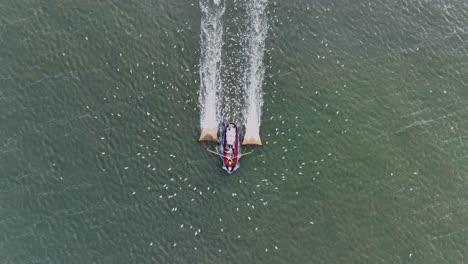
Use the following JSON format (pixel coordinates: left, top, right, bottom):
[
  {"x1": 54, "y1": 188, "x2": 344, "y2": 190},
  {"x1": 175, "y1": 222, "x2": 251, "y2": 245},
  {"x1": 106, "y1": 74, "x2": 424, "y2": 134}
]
[
  {"x1": 199, "y1": 0, "x2": 225, "y2": 134},
  {"x1": 243, "y1": 0, "x2": 268, "y2": 143}
]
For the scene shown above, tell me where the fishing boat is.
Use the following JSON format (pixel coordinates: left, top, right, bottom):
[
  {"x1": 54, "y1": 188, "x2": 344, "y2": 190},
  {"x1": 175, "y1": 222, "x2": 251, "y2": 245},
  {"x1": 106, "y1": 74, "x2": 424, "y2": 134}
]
[
  {"x1": 201, "y1": 122, "x2": 258, "y2": 174},
  {"x1": 220, "y1": 123, "x2": 240, "y2": 173}
]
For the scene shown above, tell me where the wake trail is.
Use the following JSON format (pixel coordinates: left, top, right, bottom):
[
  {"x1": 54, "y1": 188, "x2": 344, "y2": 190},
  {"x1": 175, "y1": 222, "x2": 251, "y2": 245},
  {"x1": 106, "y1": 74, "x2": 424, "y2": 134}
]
[
  {"x1": 242, "y1": 0, "x2": 268, "y2": 145},
  {"x1": 198, "y1": 0, "x2": 225, "y2": 142},
  {"x1": 198, "y1": 0, "x2": 268, "y2": 146}
]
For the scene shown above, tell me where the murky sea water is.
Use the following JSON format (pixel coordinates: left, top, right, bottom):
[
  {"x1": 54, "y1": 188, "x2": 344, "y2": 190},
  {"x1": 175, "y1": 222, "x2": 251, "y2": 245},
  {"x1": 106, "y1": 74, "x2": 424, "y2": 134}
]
[{"x1": 2, "y1": 0, "x2": 468, "y2": 263}]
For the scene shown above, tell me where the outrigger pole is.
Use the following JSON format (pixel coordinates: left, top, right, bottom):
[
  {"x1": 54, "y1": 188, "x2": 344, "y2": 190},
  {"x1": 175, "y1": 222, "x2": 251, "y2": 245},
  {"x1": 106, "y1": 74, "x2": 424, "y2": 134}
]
[
  {"x1": 206, "y1": 148, "x2": 254, "y2": 161},
  {"x1": 206, "y1": 148, "x2": 229, "y2": 159},
  {"x1": 238, "y1": 150, "x2": 254, "y2": 158}
]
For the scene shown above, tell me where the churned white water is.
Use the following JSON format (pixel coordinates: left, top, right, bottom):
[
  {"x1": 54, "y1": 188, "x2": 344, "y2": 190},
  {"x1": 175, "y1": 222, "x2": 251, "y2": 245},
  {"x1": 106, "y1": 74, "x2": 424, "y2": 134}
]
[
  {"x1": 199, "y1": 0, "x2": 225, "y2": 133},
  {"x1": 242, "y1": 0, "x2": 268, "y2": 140},
  {"x1": 199, "y1": 0, "x2": 268, "y2": 140}
]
